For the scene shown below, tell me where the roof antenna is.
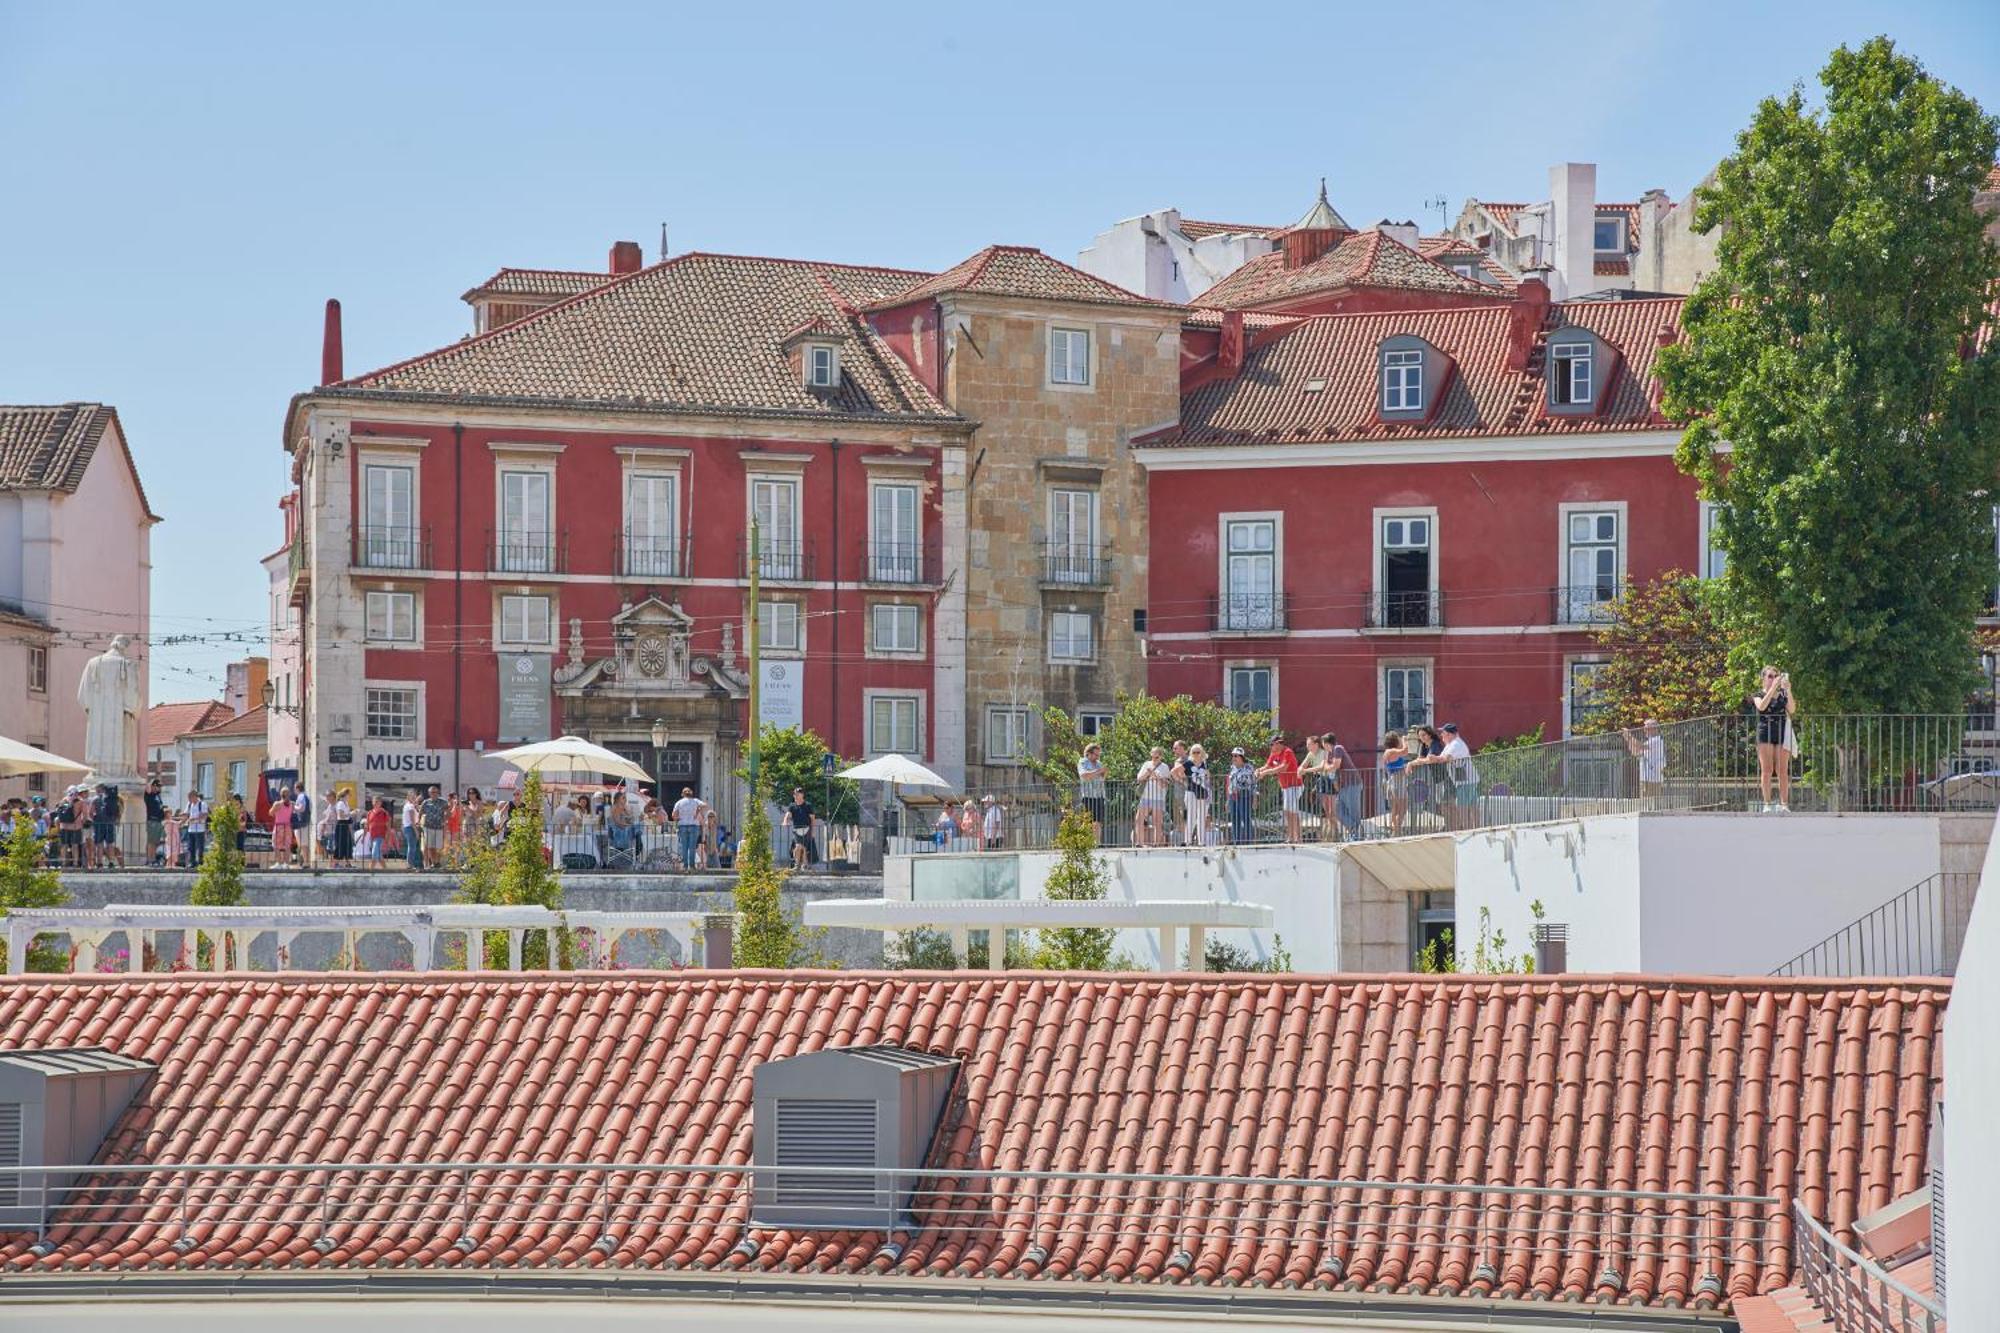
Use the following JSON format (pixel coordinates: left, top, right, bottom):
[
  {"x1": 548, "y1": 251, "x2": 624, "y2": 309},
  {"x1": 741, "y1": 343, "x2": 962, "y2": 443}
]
[
  {"x1": 1424, "y1": 194, "x2": 1449, "y2": 233},
  {"x1": 659, "y1": 222, "x2": 669, "y2": 261}
]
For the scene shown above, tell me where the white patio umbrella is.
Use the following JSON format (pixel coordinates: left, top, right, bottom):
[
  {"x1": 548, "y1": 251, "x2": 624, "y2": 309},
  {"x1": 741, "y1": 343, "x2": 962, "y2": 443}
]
[
  {"x1": 0, "y1": 736, "x2": 91, "y2": 780},
  {"x1": 836, "y1": 754, "x2": 951, "y2": 788},
  {"x1": 486, "y1": 736, "x2": 653, "y2": 785}
]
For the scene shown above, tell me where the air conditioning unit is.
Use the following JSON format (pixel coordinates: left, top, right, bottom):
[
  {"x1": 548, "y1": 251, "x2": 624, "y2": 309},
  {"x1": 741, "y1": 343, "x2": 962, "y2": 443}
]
[{"x1": 0, "y1": 1047, "x2": 155, "y2": 1232}]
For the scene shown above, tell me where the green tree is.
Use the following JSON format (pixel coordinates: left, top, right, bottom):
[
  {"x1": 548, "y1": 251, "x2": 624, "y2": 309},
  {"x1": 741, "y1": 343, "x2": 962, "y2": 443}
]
[
  {"x1": 1579, "y1": 573, "x2": 1744, "y2": 732},
  {"x1": 0, "y1": 813, "x2": 68, "y2": 972},
  {"x1": 1659, "y1": 38, "x2": 2000, "y2": 715},
  {"x1": 738, "y1": 723, "x2": 859, "y2": 823},
  {"x1": 1415, "y1": 903, "x2": 1543, "y2": 974},
  {"x1": 190, "y1": 800, "x2": 247, "y2": 906},
  {"x1": 1035, "y1": 692, "x2": 1274, "y2": 792},
  {"x1": 732, "y1": 771, "x2": 826, "y2": 968},
  {"x1": 1031, "y1": 807, "x2": 1116, "y2": 971},
  {"x1": 452, "y1": 773, "x2": 570, "y2": 969}
]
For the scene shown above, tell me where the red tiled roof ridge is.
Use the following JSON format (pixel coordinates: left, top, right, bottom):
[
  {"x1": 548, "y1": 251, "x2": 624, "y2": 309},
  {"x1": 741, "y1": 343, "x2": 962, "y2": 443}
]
[
  {"x1": 186, "y1": 705, "x2": 268, "y2": 738},
  {"x1": 474, "y1": 265, "x2": 606, "y2": 281},
  {"x1": 871, "y1": 243, "x2": 1176, "y2": 311}
]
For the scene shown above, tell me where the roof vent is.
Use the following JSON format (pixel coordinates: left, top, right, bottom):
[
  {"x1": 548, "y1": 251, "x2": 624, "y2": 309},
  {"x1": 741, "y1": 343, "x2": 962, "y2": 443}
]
[
  {"x1": 751, "y1": 1044, "x2": 960, "y2": 1231},
  {"x1": 0, "y1": 1047, "x2": 155, "y2": 1233},
  {"x1": 1533, "y1": 922, "x2": 1569, "y2": 975}
]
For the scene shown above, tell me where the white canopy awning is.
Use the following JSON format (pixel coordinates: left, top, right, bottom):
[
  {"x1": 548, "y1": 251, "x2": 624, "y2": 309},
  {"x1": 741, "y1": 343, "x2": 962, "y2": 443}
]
[
  {"x1": 486, "y1": 736, "x2": 653, "y2": 785},
  {"x1": 0, "y1": 735, "x2": 91, "y2": 780},
  {"x1": 836, "y1": 754, "x2": 951, "y2": 788}
]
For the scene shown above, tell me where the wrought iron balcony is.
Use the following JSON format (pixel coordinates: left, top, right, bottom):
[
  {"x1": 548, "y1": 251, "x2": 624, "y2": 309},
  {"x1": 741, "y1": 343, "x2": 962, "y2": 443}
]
[
  {"x1": 1364, "y1": 589, "x2": 1445, "y2": 630},
  {"x1": 861, "y1": 541, "x2": 924, "y2": 584},
  {"x1": 617, "y1": 534, "x2": 683, "y2": 580},
  {"x1": 1040, "y1": 541, "x2": 1112, "y2": 587},
  {"x1": 1552, "y1": 582, "x2": 1621, "y2": 625},
  {"x1": 740, "y1": 538, "x2": 815, "y2": 582},
  {"x1": 488, "y1": 529, "x2": 567, "y2": 576},
  {"x1": 353, "y1": 525, "x2": 431, "y2": 571},
  {"x1": 1211, "y1": 592, "x2": 1287, "y2": 634}
]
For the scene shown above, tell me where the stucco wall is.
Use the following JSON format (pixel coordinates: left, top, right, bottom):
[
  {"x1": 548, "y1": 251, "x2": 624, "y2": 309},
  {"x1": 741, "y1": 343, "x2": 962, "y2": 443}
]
[{"x1": 1944, "y1": 813, "x2": 1999, "y2": 1330}]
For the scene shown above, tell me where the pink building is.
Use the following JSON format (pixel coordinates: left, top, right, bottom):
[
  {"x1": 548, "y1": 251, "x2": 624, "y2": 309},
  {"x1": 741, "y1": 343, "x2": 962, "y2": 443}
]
[{"x1": 0, "y1": 404, "x2": 156, "y2": 799}]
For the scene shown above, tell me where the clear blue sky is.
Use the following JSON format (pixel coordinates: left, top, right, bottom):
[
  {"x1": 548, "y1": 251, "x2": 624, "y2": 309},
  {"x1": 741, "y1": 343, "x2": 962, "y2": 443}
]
[{"x1": 2, "y1": 0, "x2": 1996, "y2": 700}]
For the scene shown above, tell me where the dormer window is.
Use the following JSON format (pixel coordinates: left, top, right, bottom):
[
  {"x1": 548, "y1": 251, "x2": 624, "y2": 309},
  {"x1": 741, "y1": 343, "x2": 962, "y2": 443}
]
[
  {"x1": 1551, "y1": 339, "x2": 1595, "y2": 406},
  {"x1": 1593, "y1": 216, "x2": 1625, "y2": 253},
  {"x1": 1382, "y1": 348, "x2": 1423, "y2": 412},
  {"x1": 805, "y1": 343, "x2": 839, "y2": 389}
]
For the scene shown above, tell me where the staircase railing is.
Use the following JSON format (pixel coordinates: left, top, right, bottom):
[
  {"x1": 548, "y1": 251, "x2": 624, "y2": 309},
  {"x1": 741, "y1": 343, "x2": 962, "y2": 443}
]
[
  {"x1": 1771, "y1": 872, "x2": 1980, "y2": 977},
  {"x1": 1793, "y1": 1199, "x2": 1943, "y2": 1333}
]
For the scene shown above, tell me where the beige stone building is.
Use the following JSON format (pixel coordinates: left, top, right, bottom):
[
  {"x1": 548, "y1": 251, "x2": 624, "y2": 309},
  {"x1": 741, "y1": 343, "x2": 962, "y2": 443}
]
[{"x1": 868, "y1": 247, "x2": 1183, "y2": 789}]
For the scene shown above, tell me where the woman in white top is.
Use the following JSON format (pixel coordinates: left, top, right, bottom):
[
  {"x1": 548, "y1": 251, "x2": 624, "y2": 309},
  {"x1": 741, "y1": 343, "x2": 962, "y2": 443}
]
[
  {"x1": 1181, "y1": 744, "x2": 1213, "y2": 846},
  {"x1": 1134, "y1": 747, "x2": 1170, "y2": 847}
]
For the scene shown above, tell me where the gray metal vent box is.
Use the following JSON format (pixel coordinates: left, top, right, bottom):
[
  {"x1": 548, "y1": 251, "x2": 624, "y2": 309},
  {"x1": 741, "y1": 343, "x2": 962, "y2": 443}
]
[
  {"x1": 0, "y1": 1046, "x2": 156, "y2": 1230},
  {"x1": 752, "y1": 1044, "x2": 959, "y2": 1230}
]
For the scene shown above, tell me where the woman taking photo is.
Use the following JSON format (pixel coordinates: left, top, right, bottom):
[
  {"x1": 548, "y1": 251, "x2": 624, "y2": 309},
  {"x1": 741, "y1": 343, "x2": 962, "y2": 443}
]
[{"x1": 1753, "y1": 665, "x2": 1797, "y2": 812}]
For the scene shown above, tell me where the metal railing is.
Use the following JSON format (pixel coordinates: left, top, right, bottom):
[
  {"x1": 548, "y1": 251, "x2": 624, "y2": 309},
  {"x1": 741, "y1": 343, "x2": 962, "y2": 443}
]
[
  {"x1": 616, "y1": 534, "x2": 683, "y2": 579},
  {"x1": 1552, "y1": 583, "x2": 1622, "y2": 625},
  {"x1": 1793, "y1": 1199, "x2": 1942, "y2": 1333},
  {"x1": 488, "y1": 529, "x2": 567, "y2": 575},
  {"x1": 862, "y1": 541, "x2": 924, "y2": 584},
  {"x1": 947, "y1": 713, "x2": 2000, "y2": 854},
  {"x1": 0, "y1": 1157, "x2": 1782, "y2": 1303},
  {"x1": 352, "y1": 524, "x2": 431, "y2": 570},
  {"x1": 1039, "y1": 541, "x2": 1111, "y2": 586},
  {"x1": 1363, "y1": 589, "x2": 1444, "y2": 630},
  {"x1": 1771, "y1": 872, "x2": 1980, "y2": 977},
  {"x1": 741, "y1": 538, "x2": 814, "y2": 582},
  {"x1": 1211, "y1": 592, "x2": 1287, "y2": 633}
]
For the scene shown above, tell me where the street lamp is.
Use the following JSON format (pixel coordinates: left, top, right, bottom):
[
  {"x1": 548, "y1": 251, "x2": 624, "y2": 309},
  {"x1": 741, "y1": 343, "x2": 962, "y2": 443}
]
[
  {"x1": 261, "y1": 679, "x2": 300, "y2": 718},
  {"x1": 649, "y1": 718, "x2": 668, "y2": 749}
]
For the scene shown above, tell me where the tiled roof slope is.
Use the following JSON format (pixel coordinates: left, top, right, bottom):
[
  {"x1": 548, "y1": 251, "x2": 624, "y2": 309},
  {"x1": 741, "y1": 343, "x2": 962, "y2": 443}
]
[
  {"x1": 1169, "y1": 296, "x2": 1684, "y2": 446},
  {"x1": 1177, "y1": 217, "x2": 1281, "y2": 240},
  {"x1": 185, "y1": 705, "x2": 268, "y2": 740},
  {"x1": 0, "y1": 970, "x2": 1945, "y2": 1311},
  {"x1": 1417, "y1": 236, "x2": 1519, "y2": 289},
  {"x1": 872, "y1": 245, "x2": 1170, "y2": 311},
  {"x1": 342, "y1": 254, "x2": 957, "y2": 423},
  {"x1": 461, "y1": 267, "x2": 613, "y2": 301},
  {"x1": 0, "y1": 404, "x2": 114, "y2": 495},
  {"x1": 143, "y1": 702, "x2": 233, "y2": 750},
  {"x1": 1200, "y1": 230, "x2": 1507, "y2": 310}
]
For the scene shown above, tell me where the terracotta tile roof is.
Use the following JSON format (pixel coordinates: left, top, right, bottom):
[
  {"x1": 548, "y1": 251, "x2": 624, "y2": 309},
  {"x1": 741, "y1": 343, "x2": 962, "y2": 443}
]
[
  {"x1": 0, "y1": 404, "x2": 155, "y2": 519},
  {"x1": 1471, "y1": 201, "x2": 1529, "y2": 234},
  {"x1": 0, "y1": 970, "x2": 1945, "y2": 1312},
  {"x1": 1177, "y1": 217, "x2": 1281, "y2": 240},
  {"x1": 1595, "y1": 257, "x2": 1633, "y2": 277},
  {"x1": 1199, "y1": 230, "x2": 1507, "y2": 311},
  {"x1": 461, "y1": 267, "x2": 613, "y2": 302},
  {"x1": 143, "y1": 701, "x2": 233, "y2": 750},
  {"x1": 1167, "y1": 295, "x2": 1685, "y2": 446},
  {"x1": 1181, "y1": 308, "x2": 1310, "y2": 333},
  {"x1": 1986, "y1": 162, "x2": 2000, "y2": 190},
  {"x1": 1418, "y1": 236, "x2": 1519, "y2": 289},
  {"x1": 341, "y1": 253, "x2": 958, "y2": 424},
  {"x1": 1735, "y1": 1253, "x2": 1934, "y2": 1332},
  {"x1": 871, "y1": 245, "x2": 1171, "y2": 311},
  {"x1": 184, "y1": 704, "x2": 268, "y2": 741}
]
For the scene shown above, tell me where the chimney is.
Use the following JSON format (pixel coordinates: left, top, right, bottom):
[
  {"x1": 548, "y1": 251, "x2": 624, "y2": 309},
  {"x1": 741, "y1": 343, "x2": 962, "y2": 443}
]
[
  {"x1": 1219, "y1": 309, "x2": 1246, "y2": 376},
  {"x1": 320, "y1": 298, "x2": 343, "y2": 386},
  {"x1": 1548, "y1": 162, "x2": 1597, "y2": 299},
  {"x1": 1283, "y1": 227, "x2": 1340, "y2": 270},
  {"x1": 1506, "y1": 277, "x2": 1552, "y2": 371},
  {"x1": 1378, "y1": 219, "x2": 1421, "y2": 250},
  {"x1": 609, "y1": 240, "x2": 644, "y2": 275}
]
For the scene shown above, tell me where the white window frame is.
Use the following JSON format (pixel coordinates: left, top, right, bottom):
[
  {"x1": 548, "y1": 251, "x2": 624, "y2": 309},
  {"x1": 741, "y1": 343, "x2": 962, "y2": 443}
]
[
  {"x1": 1557, "y1": 501, "x2": 1627, "y2": 623},
  {"x1": 1218, "y1": 511, "x2": 1283, "y2": 632},
  {"x1": 864, "y1": 689, "x2": 924, "y2": 757},
  {"x1": 1076, "y1": 709, "x2": 1115, "y2": 738},
  {"x1": 868, "y1": 479, "x2": 923, "y2": 582},
  {"x1": 1373, "y1": 506, "x2": 1439, "y2": 626},
  {"x1": 495, "y1": 463, "x2": 556, "y2": 574},
  {"x1": 867, "y1": 601, "x2": 922, "y2": 657},
  {"x1": 1381, "y1": 347, "x2": 1423, "y2": 412},
  {"x1": 1048, "y1": 325, "x2": 1093, "y2": 389},
  {"x1": 1700, "y1": 500, "x2": 1728, "y2": 581},
  {"x1": 622, "y1": 467, "x2": 681, "y2": 579},
  {"x1": 359, "y1": 458, "x2": 419, "y2": 569},
  {"x1": 747, "y1": 473, "x2": 805, "y2": 581},
  {"x1": 1564, "y1": 656, "x2": 1611, "y2": 738},
  {"x1": 498, "y1": 592, "x2": 554, "y2": 649},
  {"x1": 1224, "y1": 661, "x2": 1278, "y2": 724},
  {"x1": 1593, "y1": 215, "x2": 1626, "y2": 254},
  {"x1": 26, "y1": 644, "x2": 47, "y2": 693},
  {"x1": 1550, "y1": 340, "x2": 1594, "y2": 406},
  {"x1": 194, "y1": 761, "x2": 215, "y2": 801},
  {"x1": 805, "y1": 343, "x2": 839, "y2": 388},
  {"x1": 228, "y1": 760, "x2": 248, "y2": 800},
  {"x1": 1379, "y1": 660, "x2": 1433, "y2": 737},
  {"x1": 1048, "y1": 609, "x2": 1096, "y2": 664},
  {"x1": 1047, "y1": 487, "x2": 1101, "y2": 584},
  {"x1": 986, "y1": 705, "x2": 1034, "y2": 765},
  {"x1": 364, "y1": 589, "x2": 419, "y2": 644},
  {"x1": 363, "y1": 681, "x2": 424, "y2": 744},
  {"x1": 757, "y1": 599, "x2": 804, "y2": 656}
]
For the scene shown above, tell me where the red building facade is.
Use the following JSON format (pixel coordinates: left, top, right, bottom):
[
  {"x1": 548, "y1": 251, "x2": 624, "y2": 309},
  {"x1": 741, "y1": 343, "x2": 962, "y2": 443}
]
[{"x1": 1137, "y1": 283, "x2": 1711, "y2": 756}]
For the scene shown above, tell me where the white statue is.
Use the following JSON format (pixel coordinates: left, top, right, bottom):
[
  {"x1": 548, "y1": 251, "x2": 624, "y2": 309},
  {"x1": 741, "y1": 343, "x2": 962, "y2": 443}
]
[{"x1": 78, "y1": 634, "x2": 143, "y2": 783}]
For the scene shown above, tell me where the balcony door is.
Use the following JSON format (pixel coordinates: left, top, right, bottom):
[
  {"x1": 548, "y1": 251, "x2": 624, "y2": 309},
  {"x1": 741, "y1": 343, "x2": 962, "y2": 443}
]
[
  {"x1": 625, "y1": 473, "x2": 678, "y2": 577},
  {"x1": 362, "y1": 463, "x2": 413, "y2": 568},
  {"x1": 1049, "y1": 488, "x2": 1097, "y2": 583},
  {"x1": 1223, "y1": 518, "x2": 1278, "y2": 631},
  {"x1": 500, "y1": 470, "x2": 552, "y2": 573},
  {"x1": 871, "y1": 482, "x2": 919, "y2": 581},
  {"x1": 751, "y1": 477, "x2": 801, "y2": 578}
]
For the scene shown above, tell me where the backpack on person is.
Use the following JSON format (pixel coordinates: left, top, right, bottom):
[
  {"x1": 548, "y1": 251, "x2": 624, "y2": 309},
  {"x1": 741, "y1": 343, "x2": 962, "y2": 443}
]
[{"x1": 98, "y1": 789, "x2": 121, "y2": 822}]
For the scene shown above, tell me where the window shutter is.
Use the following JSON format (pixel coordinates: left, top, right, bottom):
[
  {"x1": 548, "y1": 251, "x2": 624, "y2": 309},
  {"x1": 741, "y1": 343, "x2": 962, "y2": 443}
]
[
  {"x1": 0, "y1": 1102, "x2": 22, "y2": 1207},
  {"x1": 773, "y1": 1098, "x2": 877, "y2": 1215}
]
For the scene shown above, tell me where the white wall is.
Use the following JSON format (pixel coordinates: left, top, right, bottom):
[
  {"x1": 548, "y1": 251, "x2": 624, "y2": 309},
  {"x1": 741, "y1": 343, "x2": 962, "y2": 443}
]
[
  {"x1": 1945, "y1": 813, "x2": 2000, "y2": 1331},
  {"x1": 1457, "y1": 813, "x2": 1945, "y2": 975}
]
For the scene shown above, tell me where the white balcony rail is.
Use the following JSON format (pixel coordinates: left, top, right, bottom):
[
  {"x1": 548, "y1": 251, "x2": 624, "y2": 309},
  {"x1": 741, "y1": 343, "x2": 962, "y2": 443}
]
[{"x1": 1792, "y1": 1200, "x2": 1942, "y2": 1333}]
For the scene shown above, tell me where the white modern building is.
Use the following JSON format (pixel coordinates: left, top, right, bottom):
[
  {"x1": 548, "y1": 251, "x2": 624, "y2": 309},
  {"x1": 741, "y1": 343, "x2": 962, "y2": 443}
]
[
  {"x1": 1450, "y1": 162, "x2": 1672, "y2": 299},
  {"x1": 1075, "y1": 208, "x2": 1279, "y2": 303}
]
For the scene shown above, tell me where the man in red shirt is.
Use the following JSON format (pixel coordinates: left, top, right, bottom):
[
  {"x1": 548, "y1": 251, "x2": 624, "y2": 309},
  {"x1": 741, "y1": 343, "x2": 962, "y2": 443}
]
[{"x1": 1257, "y1": 734, "x2": 1304, "y2": 843}]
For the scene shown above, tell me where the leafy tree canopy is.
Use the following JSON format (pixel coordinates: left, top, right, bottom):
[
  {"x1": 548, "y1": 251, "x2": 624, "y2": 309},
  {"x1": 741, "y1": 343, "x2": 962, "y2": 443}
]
[
  {"x1": 1035, "y1": 692, "x2": 1274, "y2": 791},
  {"x1": 738, "y1": 724, "x2": 859, "y2": 822},
  {"x1": 1659, "y1": 37, "x2": 2000, "y2": 715},
  {"x1": 1579, "y1": 573, "x2": 1746, "y2": 732}
]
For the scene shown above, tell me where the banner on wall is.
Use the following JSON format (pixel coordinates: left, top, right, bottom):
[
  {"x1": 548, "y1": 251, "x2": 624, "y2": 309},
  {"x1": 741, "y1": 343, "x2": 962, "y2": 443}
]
[
  {"x1": 498, "y1": 653, "x2": 552, "y2": 743},
  {"x1": 759, "y1": 660, "x2": 804, "y2": 730}
]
